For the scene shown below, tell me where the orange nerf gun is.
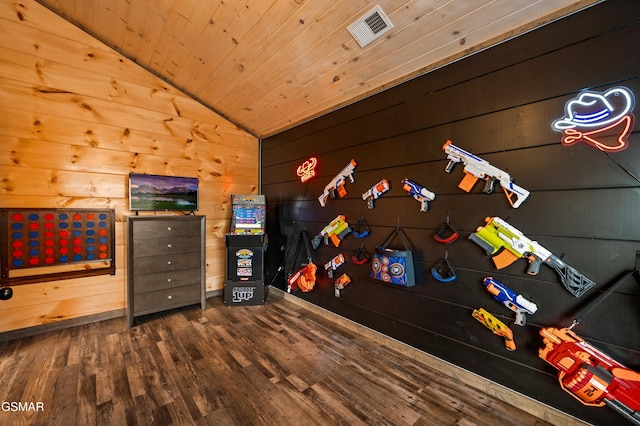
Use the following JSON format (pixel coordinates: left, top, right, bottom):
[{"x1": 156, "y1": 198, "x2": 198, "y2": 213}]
[
  {"x1": 334, "y1": 273, "x2": 351, "y2": 297},
  {"x1": 472, "y1": 308, "x2": 516, "y2": 351},
  {"x1": 287, "y1": 262, "x2": 317, "y2": 293}
]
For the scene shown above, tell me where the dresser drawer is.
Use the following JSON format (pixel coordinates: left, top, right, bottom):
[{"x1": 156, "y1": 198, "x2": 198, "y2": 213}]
[
  {"x1": 133, "y1": 268, "x2": 201, "y2": 294},
  {"x1": 131, "y1": 218, "x2": 202, "y2": 240},
  {"x1": 132, "y1": 235, "x2": 201, "y2": 257},
  {"x1": 126, "y1": 215, "x2": 206, "y2": 327},
  {"x1": 132, "y1": 252, "x2": 201, "y2": 275},
  {"x1": 133, "y1": 284, "x2": 201, "y2": 315}
]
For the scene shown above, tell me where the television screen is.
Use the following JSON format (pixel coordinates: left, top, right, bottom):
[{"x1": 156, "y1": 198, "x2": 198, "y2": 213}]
[{"x1": 129, "y1": 173, "x2": 199, "y2": 211}]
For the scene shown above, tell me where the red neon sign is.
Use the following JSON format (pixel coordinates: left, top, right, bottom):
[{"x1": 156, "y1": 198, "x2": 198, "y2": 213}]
[{"x1": 296, "y1": 157, "x2": 317, "y2": 183}]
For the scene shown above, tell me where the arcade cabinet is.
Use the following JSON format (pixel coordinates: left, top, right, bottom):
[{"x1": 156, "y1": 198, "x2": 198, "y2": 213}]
[{"x1": 224, "y1": 194, "x2": 267, "y2": 305}]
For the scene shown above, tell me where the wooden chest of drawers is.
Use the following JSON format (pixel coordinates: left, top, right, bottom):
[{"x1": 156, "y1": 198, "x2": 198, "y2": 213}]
[{"x1": 126, "y1": 215, "x2": 206, "y2": 327}]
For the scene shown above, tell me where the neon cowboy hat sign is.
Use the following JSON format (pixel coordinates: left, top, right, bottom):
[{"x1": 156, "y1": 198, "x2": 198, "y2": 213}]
[{"x1": 552, "y1": 86, "x2": 635, "y2": 152}]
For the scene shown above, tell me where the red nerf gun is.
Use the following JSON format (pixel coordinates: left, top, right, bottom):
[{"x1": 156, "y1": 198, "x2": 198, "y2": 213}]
[{"x1": 539, "y1": 327, "x2": 640, "y2": 424}]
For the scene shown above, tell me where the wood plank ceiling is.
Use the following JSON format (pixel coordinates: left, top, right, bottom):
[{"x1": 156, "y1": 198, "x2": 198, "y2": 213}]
[{"x1": 36, "y1": 0, "x2": 601, "y2": 138}]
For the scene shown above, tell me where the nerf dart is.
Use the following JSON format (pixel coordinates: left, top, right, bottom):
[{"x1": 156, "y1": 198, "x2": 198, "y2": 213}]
[
  {"x1": 401, "y1": 178, "x2": 435, "y2": 212},
  {"x1": 472, "y1": 308, "x2": 515, "y2": 351},
  {"x1": 362, "y1": 179, "x2": 390, "y2": 209},
  {"x1": 469, "y1": 216, "x2": 596, "y2": 298},
  {"x1": 431, "y1": 250, "x2": 457, "y2": 282},
  {"x1": 334, "y1": 273, "x2": 351, "y2": 297},
  {"x1": 324, "y1": 253, "x2": 345, "y2": 278},
  {"x1": 318, "y1": 159, "x2": 357, "y2": 207},
  {"x1": 482, "y1": 277, "x2": 537, "y2": 326},
  {"x1": 442, "y1": 140, "x2": 529, "y2": 208}
]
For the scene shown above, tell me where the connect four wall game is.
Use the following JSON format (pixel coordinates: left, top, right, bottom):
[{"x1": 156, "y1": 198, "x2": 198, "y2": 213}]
[{"x1": 0, "y1": 209, "x2": 116, "y2": 285}]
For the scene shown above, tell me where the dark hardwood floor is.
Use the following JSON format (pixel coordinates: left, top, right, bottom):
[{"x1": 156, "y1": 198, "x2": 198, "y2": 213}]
[{"x1": 0, "y1": 291, "x2": 559, "y2": 425}]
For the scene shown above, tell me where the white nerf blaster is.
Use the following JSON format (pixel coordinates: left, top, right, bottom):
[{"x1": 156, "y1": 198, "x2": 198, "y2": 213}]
[
  {"x1": 442, "y1": 140, "x2": 529, "y2": 208},
  {"x1": 318, "y1": 159, "x2": 357, "y2": 207}
]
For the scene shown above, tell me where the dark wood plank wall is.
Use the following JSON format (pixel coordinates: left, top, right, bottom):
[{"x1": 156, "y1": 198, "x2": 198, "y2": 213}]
[{"x1": 262, "y1": 1, "x2": 640, "y2": 424}]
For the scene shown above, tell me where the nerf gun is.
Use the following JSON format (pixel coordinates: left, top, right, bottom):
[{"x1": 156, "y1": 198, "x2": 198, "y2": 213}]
[
  {"x1": 539, "y1": 327, "x2": 640, "y2": 425},
  {"x1": 312, "y1": 215, "x2": 352, "y2": 248},
  {"x1": 482, "y1": 277, "x2": 538, "y2": 326},
  {"x1": 362, "y1": 179, "x2": 390, "y2": 209},
  {"x1": 287, "y1": 262, "x2": 317, "y2": 293},
  {"x1": 318, "y1": 159, "x2": 357, "y2": 207},
  {"x1": 334, "y1": 273, "x2": 351, "y2": 297},
  {"x1": 324, "y1": 253, "x2": 345, "y2": 278},
  {"x1": 442, "y1": 140, "x2": 529, "y2": 208},
  {"x1": 472, "y1": 308, "x2": 516, "y2": 351},
  {"x1": 469, "y1": 216, "x2": 596, "y2": 298},
  {"x1": 287, "y1": 230, "x2": 317, "y2": 293},
  {"x1": 401, "y1": 178, "x2": 435, "y2": 212}
]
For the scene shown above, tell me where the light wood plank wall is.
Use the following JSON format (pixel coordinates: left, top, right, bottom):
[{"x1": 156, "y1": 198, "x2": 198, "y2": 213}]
[{"x1": 0, "y1": 0, "x2": 259, "y2": 333}]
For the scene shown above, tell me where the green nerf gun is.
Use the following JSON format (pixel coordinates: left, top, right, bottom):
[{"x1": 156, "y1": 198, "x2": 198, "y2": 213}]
[
  {"x1": 312, "y1": 215, "x2": 352, "y2": 248},
  {"x1": 469, "y1": 216, "x2": 596, "y2": 298}
]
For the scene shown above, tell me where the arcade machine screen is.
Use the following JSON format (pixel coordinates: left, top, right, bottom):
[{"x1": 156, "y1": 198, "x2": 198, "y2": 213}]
[{"x1": 230, "y1": 195, "x2": 266, "y2": 235}]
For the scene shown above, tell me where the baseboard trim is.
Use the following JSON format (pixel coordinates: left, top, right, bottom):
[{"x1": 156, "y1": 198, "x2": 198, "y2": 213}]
[
  {"x1": 0, "y1": 290, "x2": 225, "y2": 342},
  {"x1": 270, "y1": 287, "x2": 590, "y2": 426},
  {"x1": 0, "y1": 309, "x2": 126, "y2": 342}
]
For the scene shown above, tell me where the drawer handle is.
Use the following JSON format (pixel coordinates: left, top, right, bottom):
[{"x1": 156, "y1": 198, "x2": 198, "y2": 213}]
[
  {"x1": 167, "y1": 278, "x2": 172, "y2": 282},
  {"x1": 167, "y1": 227, "x2": 172, "y2": 231},
  {"x1": 167, "y1": 261, "x2": 172, "y2": 265},
  {"x1": 167, "y1": 295, "x2": 173, "y2": 300},
  {"x1": 167, "y1": 244, "x2": 172, "y2": 248}
]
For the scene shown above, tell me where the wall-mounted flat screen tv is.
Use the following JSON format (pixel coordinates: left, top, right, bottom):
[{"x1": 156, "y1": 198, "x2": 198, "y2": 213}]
[{"x1": 129, "y1": 173, "x2": 199, "y2": 211}]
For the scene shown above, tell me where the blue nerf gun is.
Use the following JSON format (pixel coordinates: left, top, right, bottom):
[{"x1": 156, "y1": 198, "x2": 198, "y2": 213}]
[
  {"x1": 482, "y1": 277, "x2": 538, "y2": 326},
  {"x1": 401, "y1": 179, "x2": 435, "y2": 212}
]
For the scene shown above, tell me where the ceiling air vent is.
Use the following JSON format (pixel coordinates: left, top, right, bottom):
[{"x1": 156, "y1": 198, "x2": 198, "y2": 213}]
[{"x1": 347, "y1": 5, "x2": 394, "y2": 48}]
